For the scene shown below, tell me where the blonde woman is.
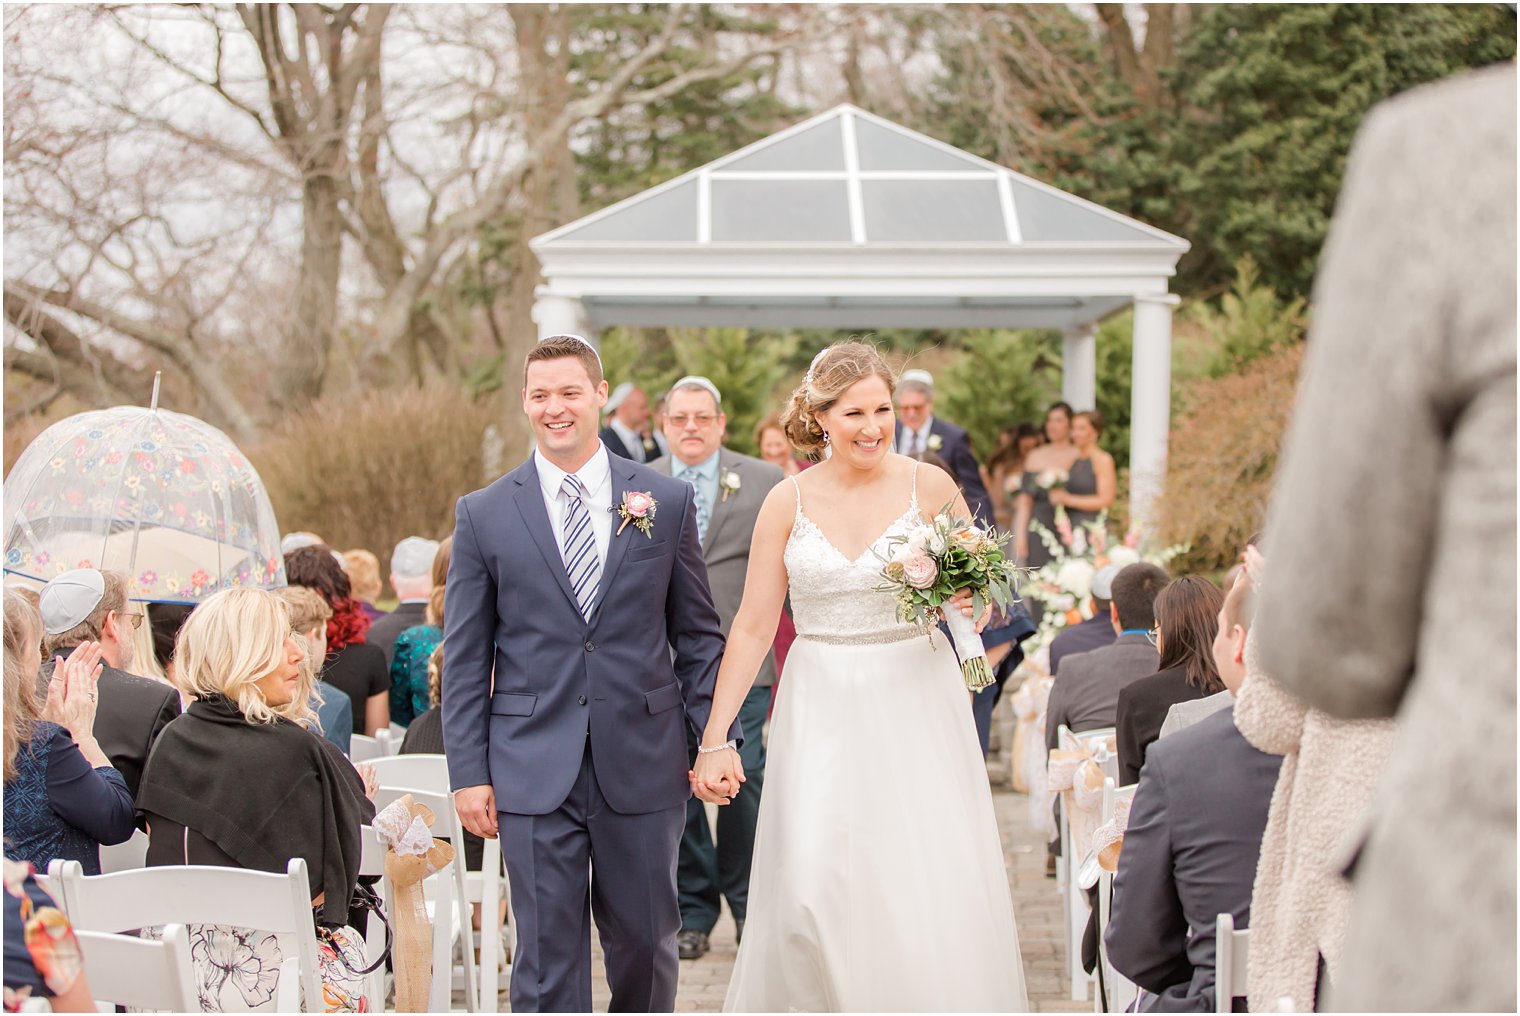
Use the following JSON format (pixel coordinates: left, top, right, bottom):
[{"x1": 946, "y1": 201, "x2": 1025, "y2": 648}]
[
  {"x1": 3, "y1": 591, "x2": 135, "y2": 877},
  {"x1": 136, "y1": 588, "x2": 374, "y2": 1011},
  {"x1": 695, "y1": 342, "x2": 1028, "y2": 1011},
  {"x1": 341, "y1": 548, "x2": 388, "y2": 624}
]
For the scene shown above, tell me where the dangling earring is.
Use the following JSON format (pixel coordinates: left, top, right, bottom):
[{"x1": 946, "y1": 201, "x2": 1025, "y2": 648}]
[{"x1": 822, "y1": 430, "x2": 831, "y2": 445}]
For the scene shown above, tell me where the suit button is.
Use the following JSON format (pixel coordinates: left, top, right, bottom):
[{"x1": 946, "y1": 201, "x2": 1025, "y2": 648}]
[
  {"x1": 585, "y1": 641, "x2": 596, "y2": 652},
  {"x1": 578, "y1": 695, "x2": 587, "y2": 706}
]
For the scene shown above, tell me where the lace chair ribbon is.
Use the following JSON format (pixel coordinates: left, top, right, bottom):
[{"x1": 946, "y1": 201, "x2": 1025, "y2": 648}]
[
  {"x1": 1093, "y1": 792, "x2": 1135, "y2": 872},
  {"x1": 1010, "y1": 676, "x2": 1053, "y2": 794}
]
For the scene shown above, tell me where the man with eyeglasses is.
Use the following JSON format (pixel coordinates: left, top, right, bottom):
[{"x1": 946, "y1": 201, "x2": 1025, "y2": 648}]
[
  {"x1": 38, "y1": 568, "x2": 181, "y2": 800},
  {"x1": 649, "y1": 376, "x2": 784, "y2": 961}
]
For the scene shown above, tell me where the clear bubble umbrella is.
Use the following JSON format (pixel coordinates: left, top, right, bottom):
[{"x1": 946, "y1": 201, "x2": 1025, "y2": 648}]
[{"x1": 4, "y1": 379, "x2": 285, "y2": 603}]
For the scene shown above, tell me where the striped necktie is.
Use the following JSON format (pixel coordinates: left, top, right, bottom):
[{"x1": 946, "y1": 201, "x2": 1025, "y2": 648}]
[{"x1": 560, "y1": 475, "x2": 600, "y2": 620}]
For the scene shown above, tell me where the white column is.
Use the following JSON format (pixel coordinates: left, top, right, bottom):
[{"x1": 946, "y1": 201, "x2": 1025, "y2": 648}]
[
  {"x1": 1061, "y1": 323, "x2": 1097, "y2": 411},
  {"x1": 531, "y1": 287, "x2": 594, "y2": 344},
  {"x1": 1128, "y1": 293, "x2": 1179, "y2": 534}
]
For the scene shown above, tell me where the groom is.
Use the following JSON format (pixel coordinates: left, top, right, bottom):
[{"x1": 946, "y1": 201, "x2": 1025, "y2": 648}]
[{"x1": 442, "y1": 335, "x2": 738, "y2": 1012}]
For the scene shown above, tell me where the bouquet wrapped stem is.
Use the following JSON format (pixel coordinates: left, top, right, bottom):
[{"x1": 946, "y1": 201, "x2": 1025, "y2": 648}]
[{"x1": 876, "y1": 500, "x2": 1023, "y2": 692}]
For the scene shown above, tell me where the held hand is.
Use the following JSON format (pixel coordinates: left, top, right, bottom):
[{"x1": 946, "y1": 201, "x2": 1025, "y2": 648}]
[
  {"x1": 942, "y1": 588, "x2": 994, "y2": 633},
  {"x1": 1047, "y1": 489, "x2": 1067, "y2": 507},
  {"x1": 691, "y1": 747, "x2": 745, "y2": 805},
  {"x1": 43, "y1": 641, "x2": 104, "y2": 740},
  {"x1": 355, "y1": 762, "x2": 380, "y2": 800},
  {"x1": 455, "y1": 784, "x2": 498, "y2": 839}
]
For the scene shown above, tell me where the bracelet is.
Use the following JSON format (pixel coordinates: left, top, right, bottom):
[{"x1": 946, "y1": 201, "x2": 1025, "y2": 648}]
[{"x1": 697, "y1": 740, "x2": 736, "y2": 755}]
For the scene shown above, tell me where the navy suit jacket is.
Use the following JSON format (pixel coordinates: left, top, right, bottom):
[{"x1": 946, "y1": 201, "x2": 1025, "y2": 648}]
[
  {"x1": 1105, "y1": 707, "x2": 1281, "y2": 1011},
  {"x1": 898, "y1": 417, "x2": 993, "y2": 526},
  {"x1": 441, "y1": 452, "x2": 732, "y2": 817}
]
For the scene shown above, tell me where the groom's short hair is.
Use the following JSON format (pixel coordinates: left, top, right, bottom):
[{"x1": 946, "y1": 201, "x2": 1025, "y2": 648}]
[{"x1": 525, "y1": 335, "x2": 604, "y2": 388}]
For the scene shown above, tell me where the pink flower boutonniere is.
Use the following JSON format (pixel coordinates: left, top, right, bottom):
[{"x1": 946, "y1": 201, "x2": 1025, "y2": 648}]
[{"x1": 614, "y1": 490, "x2": 658, "y2": 537}]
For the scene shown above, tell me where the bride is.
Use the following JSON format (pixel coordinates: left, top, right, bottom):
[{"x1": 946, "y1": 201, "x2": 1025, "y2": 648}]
[{"x1": 693, "y1": 342, "x2": 1029, "y2": 1012}]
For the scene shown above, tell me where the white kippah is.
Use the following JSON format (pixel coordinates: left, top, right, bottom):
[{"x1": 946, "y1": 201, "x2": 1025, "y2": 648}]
[
  {"x1": 900, "y1": 368, "x2": 935, "y2": 389},
  {"x1": 669, "y1": 375, "x2": 722, "y2": 405},
  {"x1": 39, "y1": 568, "x2": 106, "y2": 636},
  {"x1": 391, "y1": 536, "x2": 441, "y2": 579},
  {"x1": 541, "y1": 334, "x2": 603, "y2": 369},
  {"x1": 605, "y1": 381, "x2": 636, "y2": 412}
]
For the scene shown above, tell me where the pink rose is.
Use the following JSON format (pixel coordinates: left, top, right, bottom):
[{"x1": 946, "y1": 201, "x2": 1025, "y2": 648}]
[
  {"x1": 624, "y1": 491, "x2": 654, "y2": 518},
  {"x1": 902, "y1": 552, "x2": 938, "y2": 590}
]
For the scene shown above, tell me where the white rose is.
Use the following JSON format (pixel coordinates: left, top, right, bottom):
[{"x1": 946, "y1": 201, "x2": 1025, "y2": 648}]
[
  {"x1": 1050, "y1": 593, "x2": 1076, "y2": 612},
  {"x1": 1055, "y1": 559, "x2": 1095, "y2": 601},
  {"x1": 926, "y1": 531, "x2": 948, "y2": 555},
  {"x1": 1107, "y1": 547, "x2": 1141, "y2": 570}
]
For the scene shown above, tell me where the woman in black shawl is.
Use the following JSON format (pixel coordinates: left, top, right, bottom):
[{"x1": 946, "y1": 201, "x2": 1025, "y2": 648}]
[{"x1": 138, "y1": 588, "x2": 375, "y2": 1011}]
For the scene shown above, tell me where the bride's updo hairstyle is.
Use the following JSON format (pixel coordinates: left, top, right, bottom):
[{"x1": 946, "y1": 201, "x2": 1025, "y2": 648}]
[{"x1": 781, "y1": 341, "x2": 896, "y2": 459}]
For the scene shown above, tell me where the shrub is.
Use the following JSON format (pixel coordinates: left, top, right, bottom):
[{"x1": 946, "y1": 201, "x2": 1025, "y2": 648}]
[
  {"x1": 247, "y1": 384, "x2": 511, "y2": 567},
  {"x1": 1155, "y1": 343, "x2": 1304, "y2": 572}
]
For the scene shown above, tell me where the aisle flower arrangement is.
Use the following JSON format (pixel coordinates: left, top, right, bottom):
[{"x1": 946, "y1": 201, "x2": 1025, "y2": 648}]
[{"x1": 1021, "y1": 511, "x2": 1186, "y2": 661}]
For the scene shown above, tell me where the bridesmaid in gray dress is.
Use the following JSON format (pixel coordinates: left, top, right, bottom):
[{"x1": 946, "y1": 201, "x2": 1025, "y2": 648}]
[
  {"x1": 1049, "y1": 410, "x2": 1117, "y2": 535},
  {"x1": 1014, "y1": 402, "x2": 1078, "y2": 567}
]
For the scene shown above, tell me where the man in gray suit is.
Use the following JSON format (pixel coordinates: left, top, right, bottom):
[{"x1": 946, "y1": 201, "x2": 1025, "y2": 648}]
[
  {"x1": 1255, "y1": 64, "x2": 1516, "y2": 1011},
  {"x1": 1045, "y1": 562, "x2": 1169, "y2": 752},
  {"x1": 651, "y1": 376, "x2": 784, "y2": 961}
]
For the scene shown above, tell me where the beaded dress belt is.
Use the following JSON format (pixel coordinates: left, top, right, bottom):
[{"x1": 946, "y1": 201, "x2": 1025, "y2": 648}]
[{"x1": 797, "y1": 626, "x2": 928, "y2": 646}]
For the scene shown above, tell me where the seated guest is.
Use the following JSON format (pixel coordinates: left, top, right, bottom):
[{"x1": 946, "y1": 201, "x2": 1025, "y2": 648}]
[
  {"x1": 1045, "y1": 562, "x2": 1170, "y2": 752},
  {"x1": 1104, "y1": 577, "x2": 1282, "y2": 1012},
  {"x1": 390, "y1": 537, "x2": 450, "y2": 727},
  {"x1": 341, "y1": 548, "x2": 389, "y2": 624},
  {"x1": 137, "y1": 588, "x2": 374, "y2": 1010},
  {"x1": 1115, "y1": 576, "x2": 1226, "y2": 785},
  {"x1": 147, "y1": 602, "x2": 195, "y2": 710},
  {"x1": 3, "y1": 592, "x2": 135, "y2": 877},
  {"x1": 285, "y1": 546, "x2": 391, "y2": 736},
  {"x1": 1049, "y1": 564, "x2": 1120, "y2": 676},
  {"x1": 366, "y1": 536, "x2": 439, "y2": 668},
  {"x1": 4, "y1": 856, "x2": 94, "y2": 1012},
  {"x1": 276, "y1": 586, "x2": 354, "y2": 755},
  {"x1": 1233, "y1": 550, "x2": 1396, "y2": 1013},
  {"x1": 38, "y1": 569, "x2": 181, "y2": 799}
]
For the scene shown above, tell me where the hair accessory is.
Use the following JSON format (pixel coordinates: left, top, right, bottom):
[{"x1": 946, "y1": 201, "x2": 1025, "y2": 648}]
[
  {"x1": 541, "y1": 333, "x2": 603, "y2": 370},
  {"x1": 39, "y1": 568, "x2": 107, "y2": 635},
  {"x1": 669, "y1": 375, "x2": 722, "y2": 405},
  {"x1": 802, "y1": 349, "x2": 830, "y2": 399}
]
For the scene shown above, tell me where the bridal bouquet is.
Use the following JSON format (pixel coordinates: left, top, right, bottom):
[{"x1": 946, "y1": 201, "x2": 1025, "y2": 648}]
[{"x1": 877, "y1": 503, "x2": 1021, "y2": 691}]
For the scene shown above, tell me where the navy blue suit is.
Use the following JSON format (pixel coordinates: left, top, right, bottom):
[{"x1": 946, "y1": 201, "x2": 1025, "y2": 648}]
[
  {"x1": 898, "y1": 417, "x2": 994, "y2": 526},
  {"x1": 442, "y1": 451, "x2": 732, "y2": 1012}
]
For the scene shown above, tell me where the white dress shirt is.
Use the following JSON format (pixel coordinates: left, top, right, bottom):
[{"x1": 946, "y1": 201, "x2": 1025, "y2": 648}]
[
  {"x1": 609, "y1": 418, "x2": 647, "y2": 462},
  {"x1": 535, "y1": 443, "x2": 613, "y2": 573},
  {"x1": 901, "y1": 417, "x2": 936, "y2": 455}
]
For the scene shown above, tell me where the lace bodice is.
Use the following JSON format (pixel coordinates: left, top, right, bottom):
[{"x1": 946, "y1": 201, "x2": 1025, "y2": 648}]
[{"x1": 784, "y1": 470, "x2": 923, "y2": 643}]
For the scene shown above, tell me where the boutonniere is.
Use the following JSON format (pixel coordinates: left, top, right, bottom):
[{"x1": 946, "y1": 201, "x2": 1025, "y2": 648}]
[
  {"x1": 612, "y1": 490, "x2": 658, "y2": 537},
  {"x1": 720, "y1": 470, "x2": 742, "y2": 503},
  {"x1": 927, "y1": 433, "x2": 944, "y2": 452}
]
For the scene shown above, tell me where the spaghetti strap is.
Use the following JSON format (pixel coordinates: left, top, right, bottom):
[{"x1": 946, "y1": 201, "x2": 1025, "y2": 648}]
[
  {"x1": 789, "y1": 474, "x2": 804, "y2": 519},
  {"x1": 908, "y1": 461, "x2": 920, "y2": 514}
]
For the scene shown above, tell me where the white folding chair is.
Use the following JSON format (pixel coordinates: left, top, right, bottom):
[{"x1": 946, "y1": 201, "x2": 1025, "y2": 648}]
[
  {"x1": 1215, "y1": 911, "x2": 1250, "y2": 1014},
  {"x1": 369, "y1": 752, "x2": 510, "y2": 1004},
  {"x1": 1057, "y1": 724, "x2": 1115, "y2": 1002},
  {"x1": 1094, "y1": 779, "x2": 1139, "y2": 1013},
  {"x1": 372, "y1": 782, "x2": 479, "y2": 1012},
  {"x1": 350, "y1": 733, "x2": 384, "y2": 763},
  {"x1": 358, "y1": 822, "x2": 458, "y2": 1012},
  {"x1": 51, "y1": 857, "x2": 322, "y2": 1012},
  {"x1": 75, "y1": 923, "x2": 198, "y2": 1011},
  {"x1": 99, "y1": 827, "x2": 149, "y2": 873}
]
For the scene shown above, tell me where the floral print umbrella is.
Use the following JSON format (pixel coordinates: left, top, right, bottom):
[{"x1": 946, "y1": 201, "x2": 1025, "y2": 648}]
[{"x1": 4, "y1": 396, "x2": 284, "y2": 603}]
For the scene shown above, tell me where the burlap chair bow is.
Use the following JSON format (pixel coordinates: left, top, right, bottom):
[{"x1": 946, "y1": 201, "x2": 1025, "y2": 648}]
[
  {"x1": 374, "y1": 794, "x2": 457, "y2": 1013},
  {"x1": 1047, "y1": 733, "x2": 1115, "y2": 867},
  {"x1": 1009, "y1": 675, "x2": 1053, "y2": 795}
]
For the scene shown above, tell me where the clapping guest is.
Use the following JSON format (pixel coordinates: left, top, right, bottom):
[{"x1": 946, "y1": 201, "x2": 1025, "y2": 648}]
[
  {"x1": 137, "y1": 588, "x2": 374, "y2": 1011},
  {"x1": 1046, "y1": 410, "x2": 1116, "y2": 531},
  {"x1": 1014, "y1": 402, "x2": 1079, "y2": 566},
  {"x1": 341, "y1": 548, "x2": 389, "y2": 625},
  {"x1": 753, "y1": 414, "x2": 802, "y2": 478},
  {"x1": 285, "y1": 546, "x2": 391, "y2": 737},
  {"x1": 38, "y1": 569, "x2": 181, "y2": 799},
  {"x1": 275, "y1": 585, "x2": 354, "y2": 755},
  {"x1": 1233, "y1": 551, "x2": 1396, "y2": 1012},
  {"x1": 3, "y1": 591, "x2": 135, "y2": 877},
  {"x1": 390, "y1": 537, "x2": 451, "y2": 728},
  {"x1": 1115, "y1": 576, "x2": 1226, "y2": 785}
]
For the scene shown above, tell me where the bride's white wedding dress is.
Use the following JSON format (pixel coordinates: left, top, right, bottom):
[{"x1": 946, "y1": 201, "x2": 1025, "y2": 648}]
[{"x1": 724, "y1": 469, "x2": 1028, "y2": 1013}]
